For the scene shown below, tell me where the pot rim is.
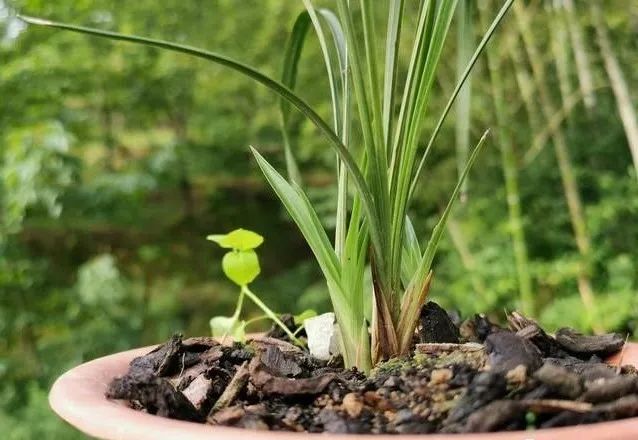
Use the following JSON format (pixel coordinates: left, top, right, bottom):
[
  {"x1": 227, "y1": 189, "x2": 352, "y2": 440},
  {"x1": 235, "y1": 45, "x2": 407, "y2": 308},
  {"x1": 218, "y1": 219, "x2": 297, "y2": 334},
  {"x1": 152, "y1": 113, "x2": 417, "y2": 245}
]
[{"x1": 49, "y1": 342, "x2": 638, "y2": 440}]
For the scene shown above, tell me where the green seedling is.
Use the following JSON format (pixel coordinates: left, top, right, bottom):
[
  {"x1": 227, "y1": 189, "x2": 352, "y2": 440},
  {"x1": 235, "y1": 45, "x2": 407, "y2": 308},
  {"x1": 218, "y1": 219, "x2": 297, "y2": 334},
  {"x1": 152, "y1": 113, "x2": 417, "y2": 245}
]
[{"x1": 207, "y1": 228, "x2": 303, "y2": 346}]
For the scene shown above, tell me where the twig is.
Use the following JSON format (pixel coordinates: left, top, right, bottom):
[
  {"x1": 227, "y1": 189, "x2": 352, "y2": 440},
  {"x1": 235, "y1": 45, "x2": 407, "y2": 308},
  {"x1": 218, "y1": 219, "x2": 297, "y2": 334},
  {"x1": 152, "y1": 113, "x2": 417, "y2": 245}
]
[
  {"x1": 208, "y1": 361, "x2": 250, "y2": 416},
  {"x1": 415, "y1": 342, "x2": 485, "y2": 354},
  {"x1": 521, "y1": 399, "x2": 593, "y2": 413},
  {"x1": 616, "y1": 334, "x2": 630, "y2": 374}
]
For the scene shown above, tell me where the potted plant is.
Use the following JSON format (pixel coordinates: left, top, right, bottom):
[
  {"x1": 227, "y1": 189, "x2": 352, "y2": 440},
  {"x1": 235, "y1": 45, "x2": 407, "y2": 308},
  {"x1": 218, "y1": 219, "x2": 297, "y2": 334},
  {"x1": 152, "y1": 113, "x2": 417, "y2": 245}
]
[{"x1": 18, "y1": 0, "x2": 638, "y2": 438}]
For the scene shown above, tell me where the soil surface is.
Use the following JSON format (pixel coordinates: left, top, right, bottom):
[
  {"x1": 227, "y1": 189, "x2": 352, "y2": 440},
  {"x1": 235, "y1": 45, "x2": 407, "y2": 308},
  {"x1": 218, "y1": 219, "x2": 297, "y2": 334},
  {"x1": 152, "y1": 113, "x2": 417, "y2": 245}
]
[{"x1": 106, "y1": 303, "x2": 638, "y2": 434}]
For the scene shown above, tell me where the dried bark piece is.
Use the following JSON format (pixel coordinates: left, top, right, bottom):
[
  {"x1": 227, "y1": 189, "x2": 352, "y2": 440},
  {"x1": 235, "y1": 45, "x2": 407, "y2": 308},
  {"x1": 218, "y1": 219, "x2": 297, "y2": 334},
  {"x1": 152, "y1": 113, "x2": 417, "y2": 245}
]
[
  {"x1": 542, "y1": 395, "x2": 638, "y2": 428},
  {"x1": 581, "y1": 376, "x2": 638, "y2": 403},
  {"x1": 171, "y1": 361, "x2": 209, "y2": 390},
  {"x1": 555, "y1": 328, "x2": 625, "y2": 357},
  {"x1": 485, "y1": 331, "x2": 542, "y2": 373},
  {"x1": 594, "y1": 395, "x2": 638, "y2": 418},
  {"x1": 259, "y1": 345, "x2": 303, "y2": 377},
  {"x1": 182, "y1": 336, "x2": 222, "y2": 351},
  {"x1": 508, "y1": 312, "x2": 571, "y2": 358},
  {"x1": 445, "y1": 371, "x2": 507, "y2": 424},
  {"x1": 249, "y1": 355, "x2": 336, "y2": 395},
  {"x1": 249, "y1": 335, "x2": 303, "y2": 353},
  {"x1": 544, "y1": 357, "x2": 619, "y2": 381},
  {"x1": 533, "y1": 362, "x2": 583, "y2": 399},
  {"x1": 459, "y1": 314, "x2": 500, "y2": 342},
  {"x1": 106, "y1": 372, "x2": 201, "y2": 422},
  {"x1": 129, "y1": 334, "x2": 183, "y2": 377},
  {"x1": 182, "y1": 375, "x2": 213, "y2": 411},
  {"x1": 463, "y1": 400, "x2": 525, "y2": 432},
  {"x1": 418, "y1": 302, "x2": 460, "y2": 344}
]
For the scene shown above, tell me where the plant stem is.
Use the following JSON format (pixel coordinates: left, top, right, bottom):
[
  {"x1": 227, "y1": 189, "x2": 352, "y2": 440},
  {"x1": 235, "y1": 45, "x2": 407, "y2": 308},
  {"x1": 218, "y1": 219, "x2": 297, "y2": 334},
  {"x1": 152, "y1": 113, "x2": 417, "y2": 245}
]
[
  {"x1": 242, "y1": 285, "x2": 303, "y2": 346},
  {"x1": 232, "y1": 287, "x2": 245, "y2": 320}
]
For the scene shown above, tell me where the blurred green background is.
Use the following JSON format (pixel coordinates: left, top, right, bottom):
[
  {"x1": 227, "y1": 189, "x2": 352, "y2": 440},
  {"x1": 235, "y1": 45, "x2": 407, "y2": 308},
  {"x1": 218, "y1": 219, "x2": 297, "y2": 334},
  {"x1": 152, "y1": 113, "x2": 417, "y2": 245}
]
[{"x1": 1, "y1": 0, "x2": 636, "y2": 437}]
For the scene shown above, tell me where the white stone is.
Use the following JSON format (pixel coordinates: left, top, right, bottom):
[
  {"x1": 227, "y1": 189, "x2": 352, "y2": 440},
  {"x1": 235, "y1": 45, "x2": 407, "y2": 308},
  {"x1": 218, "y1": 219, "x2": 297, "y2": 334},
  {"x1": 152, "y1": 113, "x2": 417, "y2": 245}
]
[{"x1": 304, "y1": 312, "x2": 341, "y2": 360}]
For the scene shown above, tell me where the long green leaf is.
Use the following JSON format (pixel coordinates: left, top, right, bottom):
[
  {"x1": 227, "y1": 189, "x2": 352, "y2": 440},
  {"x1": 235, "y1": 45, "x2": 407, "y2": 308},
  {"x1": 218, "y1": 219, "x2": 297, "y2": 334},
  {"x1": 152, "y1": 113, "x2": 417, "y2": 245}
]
[
  {"x1": 252, "y1": 146, "x2": 370, "y2": 370},
  {"x1": 18, "y1": 15, "x2": 384, "y2": 261},
  {"x1": 418, "y1": 129, "x2": 490, "y2": 282},
  {"x1": 455, "y1": 0, "x2": 474, "y2": 201},
  {"x1": 409, "y1": 0, "x2": 515, "y2": 198},
  {"x1": 280, "y1": 8, "x2": 348, "y2": 184},
  {"x1": 299, "y1": 2, "x2": 343, "y2": 132},
  {"x1": 335, "y1": 1, "x2": 391, "y2": 279},
  {"x1": 280, "y1": 12, "x2": 311, "y2": 184},
  {"x1": 251, "y1": 147, "x2": 341, "y2": 288},
  {"x1": 397, "y1": 129, "x2": 490, "y2": 351},
  {"x1": 382, "y1": 0, "x2": 405, "y2": 148},
  {"x1": 400, "y1": 216, "x2": 421, "y2": 287}
]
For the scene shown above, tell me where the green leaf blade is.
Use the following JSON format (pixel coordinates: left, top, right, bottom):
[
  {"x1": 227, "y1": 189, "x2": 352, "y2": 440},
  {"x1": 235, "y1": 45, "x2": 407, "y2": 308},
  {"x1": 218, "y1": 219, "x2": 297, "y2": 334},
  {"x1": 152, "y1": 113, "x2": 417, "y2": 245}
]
[{"x1": 207, "y1": 228, "x2": 264, "y2": 251}]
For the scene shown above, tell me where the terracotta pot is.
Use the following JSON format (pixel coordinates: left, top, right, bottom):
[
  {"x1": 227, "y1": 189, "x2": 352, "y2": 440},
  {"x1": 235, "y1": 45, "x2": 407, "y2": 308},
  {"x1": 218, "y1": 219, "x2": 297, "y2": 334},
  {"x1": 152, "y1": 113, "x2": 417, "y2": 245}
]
[{"x1": 50, "y1": 342, "x2": 638, "y2": 440}]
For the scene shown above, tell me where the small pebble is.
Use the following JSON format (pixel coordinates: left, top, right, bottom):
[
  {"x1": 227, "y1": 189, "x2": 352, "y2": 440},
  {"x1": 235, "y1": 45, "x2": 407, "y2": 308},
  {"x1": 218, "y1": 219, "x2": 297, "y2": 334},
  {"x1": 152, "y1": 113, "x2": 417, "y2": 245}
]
[
  {"x1": 430, "y1": 368, "x2": 453, "y2": 385},
  {"x1": 505, "y1": 365, "x2": 528, "y2": 385},
  {"x1": 342, "y1": 393, "x2": 364, "y2": 418}
]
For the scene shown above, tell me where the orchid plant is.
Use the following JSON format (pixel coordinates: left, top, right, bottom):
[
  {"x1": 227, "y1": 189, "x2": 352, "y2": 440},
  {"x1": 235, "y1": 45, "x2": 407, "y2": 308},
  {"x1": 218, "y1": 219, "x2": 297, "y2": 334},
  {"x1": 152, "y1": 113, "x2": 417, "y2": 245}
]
[{"x1": 20, "y1": 0, "x2": 514, "y2": 372}]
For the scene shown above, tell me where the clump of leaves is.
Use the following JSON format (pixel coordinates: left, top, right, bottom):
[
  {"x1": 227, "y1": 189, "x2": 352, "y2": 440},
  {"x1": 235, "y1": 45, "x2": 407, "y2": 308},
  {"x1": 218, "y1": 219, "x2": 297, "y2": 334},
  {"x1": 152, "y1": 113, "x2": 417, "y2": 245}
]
[
  {"x1": 20, "y1": 0, "x2": 514, "y2": 372},
  {"x1": 207, "y1": 228, "x2": 303, "y2": 345}
]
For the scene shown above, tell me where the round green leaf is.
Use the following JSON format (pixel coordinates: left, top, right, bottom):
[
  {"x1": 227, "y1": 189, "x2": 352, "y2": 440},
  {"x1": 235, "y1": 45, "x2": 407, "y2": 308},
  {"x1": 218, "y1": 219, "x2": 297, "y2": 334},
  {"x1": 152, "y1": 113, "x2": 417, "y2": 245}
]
[
  {"x1": 210, "y1": 316, "x2": 246, "y2": 341},
  {"x1": 222, "y1": 250, "x2": 260, "y2": 286},
  {"x1": 207, "y1": 228, "x2": 264, "y2": 251}
]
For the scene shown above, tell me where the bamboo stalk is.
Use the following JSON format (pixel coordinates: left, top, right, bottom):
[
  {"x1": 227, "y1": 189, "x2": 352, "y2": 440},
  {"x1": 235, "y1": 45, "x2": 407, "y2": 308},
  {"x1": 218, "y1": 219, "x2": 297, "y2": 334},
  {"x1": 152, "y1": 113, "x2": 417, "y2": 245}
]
[
  {"x1": 590, "y1": 1, "x2": 638, "y2": 177},
  {"x1": 549, "y1": 1, "x2": 573, "y2": 104},
  {"x1": 480, "y1": 3, "x2": 534, "y2": 316},
  {"x1": 512, "y1": 2, "x2": 599, "y2": 329},
  {"x1": 506, "y1": 37, "x2": 543, "y2": 138},
  {"x1": 562, "y1": 0, "x2": 597, "y2": 111},
  {"x1": 446, "y1": 215, "x2": 488, "y2": 299}
]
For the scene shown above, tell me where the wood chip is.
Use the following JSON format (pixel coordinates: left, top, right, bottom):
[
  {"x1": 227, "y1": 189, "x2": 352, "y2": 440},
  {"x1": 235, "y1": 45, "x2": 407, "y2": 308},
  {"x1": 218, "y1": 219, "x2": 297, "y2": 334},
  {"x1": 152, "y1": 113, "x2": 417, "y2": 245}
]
[
  {"x1": 415, "y1": 342, "x2": 484, "y2": 354},
  {"x1": 555, "y1": 328, "x2": 624, "y2": 356}
]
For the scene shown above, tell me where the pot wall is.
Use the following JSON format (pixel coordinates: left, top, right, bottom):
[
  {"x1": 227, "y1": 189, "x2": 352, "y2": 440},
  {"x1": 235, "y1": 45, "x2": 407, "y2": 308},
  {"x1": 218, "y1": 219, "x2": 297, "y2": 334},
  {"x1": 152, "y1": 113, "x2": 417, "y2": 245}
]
[{"x1": 49, "y1": 343, "x2": 638, "y2": 440}]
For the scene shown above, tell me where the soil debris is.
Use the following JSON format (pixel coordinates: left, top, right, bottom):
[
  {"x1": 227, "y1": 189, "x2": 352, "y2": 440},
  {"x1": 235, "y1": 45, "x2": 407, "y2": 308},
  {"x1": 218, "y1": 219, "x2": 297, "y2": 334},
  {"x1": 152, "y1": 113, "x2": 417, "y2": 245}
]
[{"x1": 105, "y1": 306, "x2": 637, "y2": 434}]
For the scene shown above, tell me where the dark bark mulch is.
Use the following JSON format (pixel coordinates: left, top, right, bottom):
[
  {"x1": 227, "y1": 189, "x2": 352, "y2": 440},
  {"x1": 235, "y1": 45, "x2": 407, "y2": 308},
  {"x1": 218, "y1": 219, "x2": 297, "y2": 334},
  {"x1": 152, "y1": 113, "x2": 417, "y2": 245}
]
[{"x1": 106, "y1": 304, "x2": 637, "y2": 434}]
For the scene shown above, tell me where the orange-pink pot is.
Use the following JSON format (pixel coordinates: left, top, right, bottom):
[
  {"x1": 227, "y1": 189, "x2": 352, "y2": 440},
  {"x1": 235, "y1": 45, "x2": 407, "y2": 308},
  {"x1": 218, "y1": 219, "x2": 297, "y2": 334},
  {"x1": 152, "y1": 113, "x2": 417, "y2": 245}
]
[{"x1": 49, "y1": 342, "x2": 638, "y2": 440}]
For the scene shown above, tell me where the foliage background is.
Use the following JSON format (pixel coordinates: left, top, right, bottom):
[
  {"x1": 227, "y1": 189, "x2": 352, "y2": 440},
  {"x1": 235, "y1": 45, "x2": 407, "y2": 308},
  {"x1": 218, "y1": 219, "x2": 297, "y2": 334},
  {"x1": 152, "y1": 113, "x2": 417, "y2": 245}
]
[{"x1": 1, "y1": 0, "x2": 636, "y2": 437}]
